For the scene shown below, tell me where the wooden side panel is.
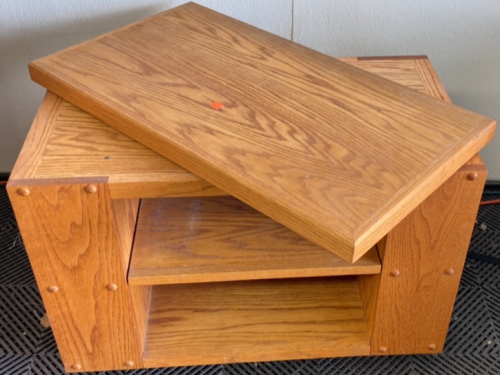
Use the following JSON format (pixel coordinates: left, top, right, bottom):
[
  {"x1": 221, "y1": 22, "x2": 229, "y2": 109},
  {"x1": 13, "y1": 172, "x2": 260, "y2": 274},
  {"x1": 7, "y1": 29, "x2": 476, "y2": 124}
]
[
  {"x1": 7, "y1": 182, "x2": 143, "y2": 372},
  {"x1": 128, "y1": 285, "x2": 151, "y2": 353},
  {"x1": 111, "y1": 198, "x2": 151, "y2": 351},
  {"x1": 359, "y1": 163, "x2": 487, "y2": 354},
  {"x1": 112, "y1": 198, "x2": 140, "y2": 273}
]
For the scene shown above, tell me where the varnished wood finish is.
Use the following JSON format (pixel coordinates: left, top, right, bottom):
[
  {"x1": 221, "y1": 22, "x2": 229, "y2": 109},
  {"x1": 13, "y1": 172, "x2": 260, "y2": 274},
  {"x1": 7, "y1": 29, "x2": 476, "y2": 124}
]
[
  {"x1": 17, "y1": 57, "x2": 472, "y2": 200},
  {"x1": 9, "y1": 91, "x2": 63, "y2": 181},
  {"x1": 414, "y1": 59, "x2": 452, "y2": 103},
  {"x1": 35, "y1": 101, "x2": 224, "y2": 198},
  {"x1": 8, "y1": 54, "x2": 490, "y2": 369},
  {"x1": 358, "y1": 59, "x2": 487, "y2": 355},
  {"x1": 144, "y1": 277, "x2": 370, "y2": 366},
  {"x1": 111, "y1": 198, "x2": 151, "y2": 353},
  {"x1": 6, "y1": 182, "x2": 143, "y2": 372},
  {"x1": 129, "y1": 197, "x2": 381, "y2": 285},
  {"x1": 29, "y1": 3, "x2": 496, "y2": 262},
  {"x1": 112, "y1": 198, "x2": 140, "y2": 273},
  {"x1": 359, "y1": 149, "x2": 488, "y2": 355}
]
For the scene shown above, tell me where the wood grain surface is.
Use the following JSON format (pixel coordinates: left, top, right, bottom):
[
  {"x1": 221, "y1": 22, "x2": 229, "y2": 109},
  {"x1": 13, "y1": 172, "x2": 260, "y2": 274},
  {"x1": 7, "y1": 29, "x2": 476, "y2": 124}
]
[
  {"x1": 35, "y1": 100, "x2": 224, "y2": 198},
  {"x1": 17, "y1": 57, "x2": 468, "y2": 200},
  {"x1": 112, "y1": 198, "x2": 139, "y2": 273},
  {"x1": 29, "y1": 3, "x2": 496, "y2": 262},
  {"x1": 359, "y1": 154, "x2": 487, "y2": 355},
  {"x1": 9, "y1": 91, "x2": 63, "y2": 181},
  {"x1": 357, "y1": 63, "x2": 488, "y2": 355},
  {"x1": 129, "y1": 197, "x2": 381, "y2": 285},
  {"x1": 144, "y1": 277, "x2": 370, "y2": 366},
  {"x1": 6, "y1": 183, "x2": 144, "y2": 372},
  {"x1": 111, "y1": 198, "x2": 151, "y2": 353}
]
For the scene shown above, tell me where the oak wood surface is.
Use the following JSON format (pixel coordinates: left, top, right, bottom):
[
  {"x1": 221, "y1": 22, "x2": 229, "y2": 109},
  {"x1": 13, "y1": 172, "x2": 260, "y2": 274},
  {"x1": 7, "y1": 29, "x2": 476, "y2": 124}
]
[
  {"x1": 6, "y1": 183, "x2": 144, "y2": 372},
  {"x1": 8, "y1": 53, "x2": 489, "y2": 368},
  {"x1": 112, "y1": 198, "x2": 139, "y2": 273},
  {"x1": 9, "y1": 91, "x2": 63, "y2": 181},
  {"x1": 359, "y1": 157, "x2": 487, "y2": 355},
  {"x1": 29, "y1": 3, "x2": 496, "y2": 262},
  {"x1": 111, "y1": 198, "x2": 151, "y2": 354},
  {"x1": 144, "y1": 277, "x2": 370, "y2": 366},
  {"x1": 357, "y1": 62, "x2": 488, "y2": 355},
  {"x1": 35, "y1": 100, "x2": 224, "y2": 198},
  {"x1": 16, "y1": 57, "x2": 469, "y2": 200},
  {"x1": 129, "y1": 197, "x2": 380, "y2": 285}
]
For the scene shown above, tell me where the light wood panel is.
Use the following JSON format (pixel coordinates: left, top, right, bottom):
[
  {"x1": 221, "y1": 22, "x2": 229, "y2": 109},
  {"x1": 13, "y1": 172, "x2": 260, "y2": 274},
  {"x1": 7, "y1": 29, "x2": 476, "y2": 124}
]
[
  {"x1": 129, "y1": 197, "x2": 380, "y2": 285},
  {"x1": 29, "y1": 3, "x2": 495, "y2": 262},
  {"x1": 6, "y1": 182, "x2": 143, "y2": 372},
  {"x1": 17, "y1": 57, "x2": 466, "y2": 200},
  {"x1": 359, "y1": 157, "x2": 487, "y2": 355},
  {"x1": 9, "y1": 91, "x2": 63, "y2": 181},
  {"x1": 35, "y1": 100, "x2": 224, "y2": 198},
  {"x1": 358, "y1": 61, "x2": 488, "y2": 355},
  {"x1": 144, "y1": 277, "x2": 370, "y2": 367},
  {"x1": 112, "y1": 198, "x2": 139, "y2": 273},
  {"x1": 111, "y1": 198, "x2": 151, "y2": 354}
]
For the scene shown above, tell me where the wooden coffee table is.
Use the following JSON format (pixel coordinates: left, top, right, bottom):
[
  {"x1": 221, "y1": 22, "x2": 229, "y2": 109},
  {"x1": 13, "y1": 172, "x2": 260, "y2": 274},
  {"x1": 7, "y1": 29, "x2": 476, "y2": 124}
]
[{"x1": 7, "y1": 55, "x2": 492, "y2": 372}]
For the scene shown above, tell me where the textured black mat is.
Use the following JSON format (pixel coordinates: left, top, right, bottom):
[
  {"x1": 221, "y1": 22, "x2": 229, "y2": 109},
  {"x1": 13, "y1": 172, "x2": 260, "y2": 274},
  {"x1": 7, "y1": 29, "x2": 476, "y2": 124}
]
[{"x1": 1, "y1": 185, "x2": 500, "y2": 375}]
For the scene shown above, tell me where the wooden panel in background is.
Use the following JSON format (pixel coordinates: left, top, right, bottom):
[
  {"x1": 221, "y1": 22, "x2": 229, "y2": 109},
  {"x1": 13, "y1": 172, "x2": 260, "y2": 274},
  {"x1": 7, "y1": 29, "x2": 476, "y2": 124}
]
[
  {"x1": 6, "y1": 182, "x2": 144, "y2": 372},
  {"x1": 359, "y1": 162, "x2": 487, "y2": 355},
  {"x1": 144, "y1": 277, "x2": 370, "y2": 367},
  {"x1": 129, "y1": 197, "x2": 381, "y2": 285},
  {"x1": 29, "y1": 3, "x2": 496, "y2": 262}
]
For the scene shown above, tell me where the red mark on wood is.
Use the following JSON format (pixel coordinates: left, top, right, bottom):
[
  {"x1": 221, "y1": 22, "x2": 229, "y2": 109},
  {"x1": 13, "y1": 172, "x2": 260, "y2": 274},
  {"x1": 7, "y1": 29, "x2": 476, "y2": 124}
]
[{"x1": 210, "y1": 101, "x2": 224, "y2": 110}]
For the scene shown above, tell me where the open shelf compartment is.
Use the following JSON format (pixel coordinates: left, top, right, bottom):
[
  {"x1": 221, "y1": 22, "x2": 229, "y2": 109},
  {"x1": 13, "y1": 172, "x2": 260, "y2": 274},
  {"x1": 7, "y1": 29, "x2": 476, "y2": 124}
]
[
  {"x1": 143, "y1": 276, "x2": 370, "y2": 367},
  {"x1": 128, "y1": 197, "x2": 381, "y2": 286}
]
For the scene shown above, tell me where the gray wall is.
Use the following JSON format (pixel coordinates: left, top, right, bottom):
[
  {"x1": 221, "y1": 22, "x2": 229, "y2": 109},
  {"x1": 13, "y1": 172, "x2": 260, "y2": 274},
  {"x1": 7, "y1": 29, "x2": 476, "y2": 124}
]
[{"x1": 1, "y1": 0, "x2": 499, "y2": 179}]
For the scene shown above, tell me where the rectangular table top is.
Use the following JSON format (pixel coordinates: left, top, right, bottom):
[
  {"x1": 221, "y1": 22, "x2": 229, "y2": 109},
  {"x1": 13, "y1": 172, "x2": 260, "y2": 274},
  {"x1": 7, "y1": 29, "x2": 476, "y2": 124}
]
[
  {"x1": 28, "y1": 3, "x2": 496, "y2": 262},
  {"x1": 12, "y1": 57, "x2": 450, "y2": 199}
]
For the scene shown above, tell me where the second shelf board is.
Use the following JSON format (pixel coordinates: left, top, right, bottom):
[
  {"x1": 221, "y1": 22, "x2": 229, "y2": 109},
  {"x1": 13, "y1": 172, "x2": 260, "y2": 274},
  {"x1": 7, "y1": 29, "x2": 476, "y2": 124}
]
[
  {"x1": 128, "y1": 197, "x2": 381, "y2": 286},
  {"x1": 144, "y1": 276, "x2": 370, "y2": 367}
]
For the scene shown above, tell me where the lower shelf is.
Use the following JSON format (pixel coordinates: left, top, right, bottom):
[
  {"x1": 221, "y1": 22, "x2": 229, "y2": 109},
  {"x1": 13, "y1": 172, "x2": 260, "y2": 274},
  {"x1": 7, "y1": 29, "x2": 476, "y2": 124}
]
[{"x1": 143, "y1": 276, "x2": 370, "y2": 367}]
